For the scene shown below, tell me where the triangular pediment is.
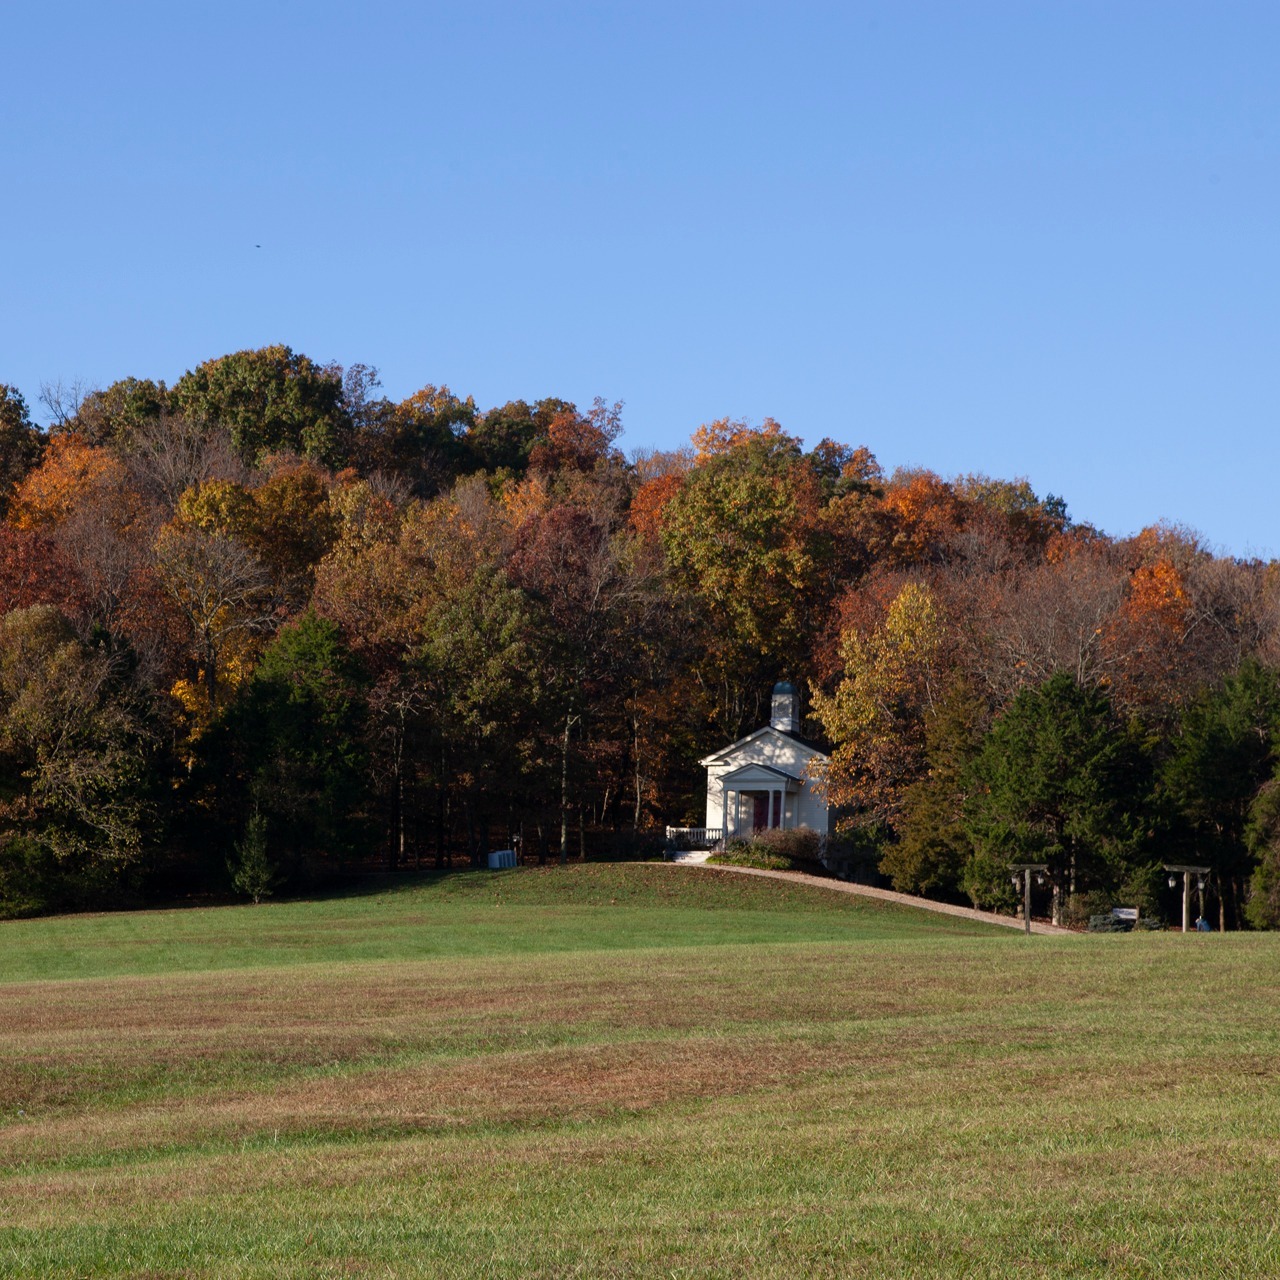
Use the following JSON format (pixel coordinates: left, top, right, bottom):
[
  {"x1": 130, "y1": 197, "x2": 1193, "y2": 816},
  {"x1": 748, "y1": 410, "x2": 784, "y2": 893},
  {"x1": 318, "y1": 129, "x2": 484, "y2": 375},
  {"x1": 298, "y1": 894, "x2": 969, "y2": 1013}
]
[
  {"x1": 719, "y1": 762, "x2": 804, "y2": 790},
  {"x1": 699, "y1": 725, "x2": 828, "y2": 768}
]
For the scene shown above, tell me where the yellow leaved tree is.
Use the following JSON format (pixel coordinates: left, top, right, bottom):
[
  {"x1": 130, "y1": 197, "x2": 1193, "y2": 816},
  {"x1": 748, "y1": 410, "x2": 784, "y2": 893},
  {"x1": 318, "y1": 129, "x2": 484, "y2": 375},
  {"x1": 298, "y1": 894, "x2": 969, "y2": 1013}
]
[{"x1": 810, "y1": 580, "x2": 947, "y2": 830}]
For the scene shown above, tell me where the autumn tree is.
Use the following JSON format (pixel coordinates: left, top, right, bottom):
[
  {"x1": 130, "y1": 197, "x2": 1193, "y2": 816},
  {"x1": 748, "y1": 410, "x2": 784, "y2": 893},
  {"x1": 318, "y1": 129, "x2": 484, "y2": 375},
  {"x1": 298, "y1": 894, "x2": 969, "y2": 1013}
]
[
  {"x1": 812, "y1": 580, "x2": 948, "y2": 832},
  {"x1": 0, "y1": 385, "x2": 44, "y2": 517},
  {"x1": 349, "y1": 382, "x2": 478, "y2": 494},
  {"x1": 509, "y1": 498, "x2": 649, "y2": 860},
  {"x1": 953, "y1": 475, "x2": 1069, "y2": 550},
  {"x1": 66, "y1": 377, "x2": 168, "y2": 447},
  {"x1": 629, "y1": 469, "x2": 687, "y2": 552},
  {"x1": 416, "y1": 565, "x2": 544, "y2": 864},
  {"x1": 813, "y1": 445, "x2": 890, "y2": 600},
  {"x1": 9, "y1": 435, "x2": 132, "y2": 533},
  {"x1": 0, "y1": 607, "x2": 158, "y2": 914},
  {"x1": 0, "y1": 529, "x2": 85, "y2": 618},
  {"x1": 176, "y1": 460, "x2": 339, "y2": 607},
  {"x1": 878, "y1": 470, "x2": 962, "y2": 565},
  {"x1": 325, "y1": 471, "x2": 409, "y2": 556},
  {"x1": 36, "y1": 378, "x2": 89, "y2": 431},
  {"x1": 883, "y1": 679, "x2": 987, "y2": 899},
  {"x1": 661, "y1": 420, "x2": 831, "y2": 737},
  {"x1": 1091, "y1": 524, "x2": 1217, "y2": 718},
  {"x1": 960, "y1": 532, "x2": 1128, "y2": 704},
  {"x1": 153, "y1": 521, "x2": 276, "y2": 722},
  {"x1": 466, "y1": 398, "x2": 576, "y2": 476},
  {"x1": 1114, "y1": 530, "x2": 1280, "y2": 716},
  {"x1": 171, "y1": 346, "x2": 349, "y2": 466},
  {"x1": 7, "y1": 436, "x2": 175, "y2": 672},
  {"x1": 120, "y1": 413, "x2": 246, "y2": 513},
  {"x1": 528, "y1": 398, "x2": 624, "y2": 475}
]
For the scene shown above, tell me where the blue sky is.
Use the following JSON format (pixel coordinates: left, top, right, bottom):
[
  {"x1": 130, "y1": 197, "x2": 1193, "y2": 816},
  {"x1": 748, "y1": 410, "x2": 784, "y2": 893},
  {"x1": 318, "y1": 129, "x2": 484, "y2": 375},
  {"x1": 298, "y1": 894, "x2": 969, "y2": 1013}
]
[{"x1": 3, "y1": 2, "x2": 1277, "y2": 555}]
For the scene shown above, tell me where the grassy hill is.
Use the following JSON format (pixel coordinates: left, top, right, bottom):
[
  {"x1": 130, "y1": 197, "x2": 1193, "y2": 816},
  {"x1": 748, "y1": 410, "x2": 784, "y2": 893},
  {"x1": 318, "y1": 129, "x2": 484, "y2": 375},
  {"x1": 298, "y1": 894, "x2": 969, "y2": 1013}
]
[
  {"x1": 1, "y1": 863, "x2": 1278, "y2": 1278},
  {"x1": 0, "y1": 862, "x2": 990, "y2": 983}
]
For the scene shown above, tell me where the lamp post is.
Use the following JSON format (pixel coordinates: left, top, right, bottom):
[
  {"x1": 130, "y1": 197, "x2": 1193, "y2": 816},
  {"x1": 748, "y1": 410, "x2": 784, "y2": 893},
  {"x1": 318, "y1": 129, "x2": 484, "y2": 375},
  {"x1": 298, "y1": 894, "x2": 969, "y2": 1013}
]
[
  {"x1": 1163, "y1": 864, "x2": 1210, "y2": 933},
  {"x1": 1010, "y1": 864, "x2": 1049, "y2": 936}
]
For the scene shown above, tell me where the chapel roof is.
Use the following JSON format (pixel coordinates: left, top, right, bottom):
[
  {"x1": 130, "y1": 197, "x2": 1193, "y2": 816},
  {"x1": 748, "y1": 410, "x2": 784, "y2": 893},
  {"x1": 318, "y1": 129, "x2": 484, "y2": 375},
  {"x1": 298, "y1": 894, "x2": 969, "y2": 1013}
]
[{"x1": 698, "y1": 722, "x2": 829, "y2": 767}]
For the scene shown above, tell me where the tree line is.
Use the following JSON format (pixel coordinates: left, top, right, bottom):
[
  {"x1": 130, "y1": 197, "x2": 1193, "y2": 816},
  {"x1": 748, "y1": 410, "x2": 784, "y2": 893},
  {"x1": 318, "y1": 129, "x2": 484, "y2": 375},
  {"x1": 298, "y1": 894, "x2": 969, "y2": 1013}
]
[{"x1": 0, "y1": 344, "x2": 1277, "y2": 927}]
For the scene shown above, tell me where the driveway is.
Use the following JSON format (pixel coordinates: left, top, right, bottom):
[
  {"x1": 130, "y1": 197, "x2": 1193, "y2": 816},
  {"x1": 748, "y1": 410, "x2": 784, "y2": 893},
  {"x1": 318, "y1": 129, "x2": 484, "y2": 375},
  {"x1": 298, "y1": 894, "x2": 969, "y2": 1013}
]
[{"x1": 663, "y1": 859, "x2": 1074, "y2": 935}]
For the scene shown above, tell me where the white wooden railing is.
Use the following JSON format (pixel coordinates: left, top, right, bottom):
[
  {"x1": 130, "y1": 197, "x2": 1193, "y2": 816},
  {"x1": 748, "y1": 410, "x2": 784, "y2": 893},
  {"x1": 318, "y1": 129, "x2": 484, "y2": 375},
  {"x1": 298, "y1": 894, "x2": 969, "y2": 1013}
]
[{"x1": 664, "y1": 827, "x2": 724, "y2": 852}]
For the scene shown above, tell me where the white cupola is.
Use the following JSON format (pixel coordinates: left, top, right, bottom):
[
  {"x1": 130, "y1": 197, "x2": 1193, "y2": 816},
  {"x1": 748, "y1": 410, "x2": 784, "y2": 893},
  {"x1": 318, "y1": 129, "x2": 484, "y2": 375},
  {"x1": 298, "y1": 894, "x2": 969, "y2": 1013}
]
[{"x1": 770, "y1": 680, "x2": 801, "y2": 734}]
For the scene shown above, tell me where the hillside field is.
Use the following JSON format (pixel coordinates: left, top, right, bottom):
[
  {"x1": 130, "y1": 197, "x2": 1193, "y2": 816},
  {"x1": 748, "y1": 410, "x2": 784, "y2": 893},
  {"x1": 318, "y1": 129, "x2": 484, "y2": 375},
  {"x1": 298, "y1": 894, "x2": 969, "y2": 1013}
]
[{"x1": 1, "y1": 863, "x2": 1278, "y2": 1278}]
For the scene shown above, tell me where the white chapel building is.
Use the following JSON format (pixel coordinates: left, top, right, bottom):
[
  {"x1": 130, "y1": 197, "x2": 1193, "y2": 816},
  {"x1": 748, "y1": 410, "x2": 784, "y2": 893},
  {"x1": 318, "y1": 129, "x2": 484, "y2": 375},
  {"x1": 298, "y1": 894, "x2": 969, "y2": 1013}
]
[{"x1": 700, "y1": 681, "x2": 831, "y2": 841}]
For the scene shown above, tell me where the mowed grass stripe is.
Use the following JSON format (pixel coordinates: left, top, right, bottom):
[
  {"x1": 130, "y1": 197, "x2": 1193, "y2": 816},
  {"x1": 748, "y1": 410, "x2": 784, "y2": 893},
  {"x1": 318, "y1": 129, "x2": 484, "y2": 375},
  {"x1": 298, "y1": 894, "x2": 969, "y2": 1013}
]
[
  {"x1": 3, "y1": 1027, "x2": 1279, "y2": 1277},
  {"x1": 3, "y1": 935, "x2": 1276, "y2": 1153},
  {"x1": 1, "y1": 864, "x2": 1278, "y2": 1277},
  {"x1": 0, "y1": 937, "x2": 1022, "y2": 1129}
]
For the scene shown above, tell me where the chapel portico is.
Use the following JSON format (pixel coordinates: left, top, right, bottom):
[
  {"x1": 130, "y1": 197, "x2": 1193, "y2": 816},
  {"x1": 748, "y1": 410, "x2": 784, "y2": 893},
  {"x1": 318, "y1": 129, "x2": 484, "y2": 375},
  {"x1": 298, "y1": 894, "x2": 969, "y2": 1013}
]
[{"x1": 717, "y1": 762, "x2": 803, "y2": 839}]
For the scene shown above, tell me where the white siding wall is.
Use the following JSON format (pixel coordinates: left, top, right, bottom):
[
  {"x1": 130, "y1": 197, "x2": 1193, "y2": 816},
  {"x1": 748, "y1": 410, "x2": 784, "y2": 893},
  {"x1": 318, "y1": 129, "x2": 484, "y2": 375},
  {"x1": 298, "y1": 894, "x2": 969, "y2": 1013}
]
[{"x1": 703, "y1": 730, "x2": 829, "y2": 835}]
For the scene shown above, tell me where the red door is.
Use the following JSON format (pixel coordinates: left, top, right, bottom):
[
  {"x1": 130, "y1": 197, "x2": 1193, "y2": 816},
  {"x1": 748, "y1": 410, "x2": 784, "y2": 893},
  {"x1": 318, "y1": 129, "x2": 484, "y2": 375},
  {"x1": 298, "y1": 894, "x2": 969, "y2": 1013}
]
[{"x1": 752, "y1": 793, "x2": 769, "y2": 833}]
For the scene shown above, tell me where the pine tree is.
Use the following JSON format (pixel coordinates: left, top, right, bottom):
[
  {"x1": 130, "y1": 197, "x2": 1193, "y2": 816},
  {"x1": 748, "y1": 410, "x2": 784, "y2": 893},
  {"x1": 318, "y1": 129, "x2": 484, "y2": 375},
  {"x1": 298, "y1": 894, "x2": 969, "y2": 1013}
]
[
  {"x1": 229, "y1": 809, "x2": 275, "y2": 904},
  {"x1": 963, "y1": 673, "x2": 1149, "y2": 922}
]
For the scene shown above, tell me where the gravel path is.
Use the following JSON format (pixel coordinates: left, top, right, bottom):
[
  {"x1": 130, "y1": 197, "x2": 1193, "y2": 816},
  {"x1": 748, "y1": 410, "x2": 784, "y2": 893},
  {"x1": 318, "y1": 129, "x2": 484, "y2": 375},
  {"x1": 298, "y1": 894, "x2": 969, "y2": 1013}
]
[{"x1": 664, "y1": 859, "x2": 1074, "y2": 935}]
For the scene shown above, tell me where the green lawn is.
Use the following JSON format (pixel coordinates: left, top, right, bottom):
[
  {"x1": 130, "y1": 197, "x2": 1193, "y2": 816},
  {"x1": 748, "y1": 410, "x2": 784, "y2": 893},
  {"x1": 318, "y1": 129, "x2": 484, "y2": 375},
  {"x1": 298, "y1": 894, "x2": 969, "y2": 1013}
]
[
  {"x1": 1, "y1": 863, "x2": 1277, "y2": 1278},
  {"x1": 0, "y1": 862, "x2": 989, "y2": 983}
]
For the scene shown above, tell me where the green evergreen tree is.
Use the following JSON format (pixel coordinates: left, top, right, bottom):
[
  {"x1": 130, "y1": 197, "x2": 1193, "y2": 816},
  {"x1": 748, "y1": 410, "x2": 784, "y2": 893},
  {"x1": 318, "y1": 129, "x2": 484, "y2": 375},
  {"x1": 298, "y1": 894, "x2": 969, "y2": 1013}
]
[
  {"x1": 1244, "y1": 778, "x2": 1280, "y2": 929},
  {"x1": 228, "y1": 808, "x2": 276, "y2": 904},
  {"x1": 1159, "y1": 660, "x2": 1280, "y2": 929},
  {"x1": 962, "y1": 672, "x2": 1150, "y2": 921}
]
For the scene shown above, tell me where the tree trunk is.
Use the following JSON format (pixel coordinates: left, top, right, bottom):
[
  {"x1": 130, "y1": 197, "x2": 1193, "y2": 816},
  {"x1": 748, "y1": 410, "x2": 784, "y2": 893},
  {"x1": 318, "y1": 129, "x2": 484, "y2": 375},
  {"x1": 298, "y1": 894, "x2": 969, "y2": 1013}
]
[
  {"x1": 388, "y1": 731, "x2": 403, "y2": 873},
  {"x1": 559, "y1": 709, "x2": 578, "y2": 865},
  {"x1": 633, "y1": 715, "x2": 644, "y2": 828},
  {"x1": 395, "y1": 717, "x2": 407, "y2": 871},
  {"x1": 434, "y1": 785, "x2": 445, "y2": 869},
  {"x1": 202, "y1": 633, "x2": 219, "y2": 708}
]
